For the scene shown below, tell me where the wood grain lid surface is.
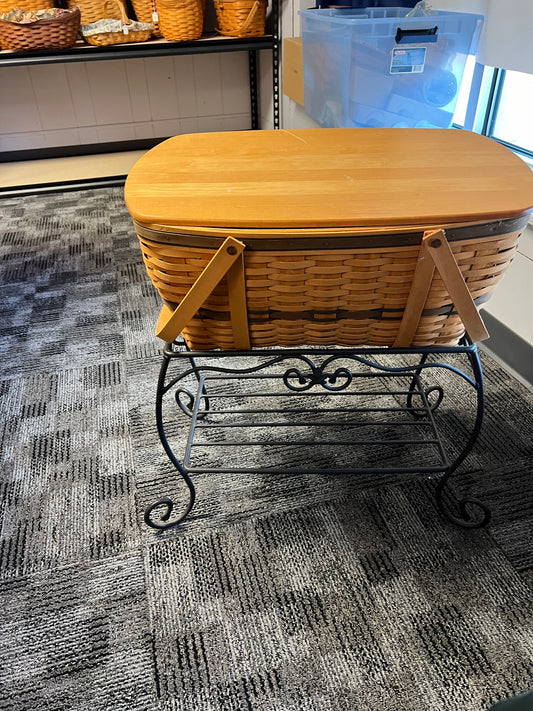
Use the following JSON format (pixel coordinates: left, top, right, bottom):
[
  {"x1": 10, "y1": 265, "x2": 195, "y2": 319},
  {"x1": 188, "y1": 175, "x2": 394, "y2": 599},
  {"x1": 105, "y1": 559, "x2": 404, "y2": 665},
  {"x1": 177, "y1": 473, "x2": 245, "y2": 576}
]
[{"x1": 124, "y1": 128, "x2": 533, "y2": 229}]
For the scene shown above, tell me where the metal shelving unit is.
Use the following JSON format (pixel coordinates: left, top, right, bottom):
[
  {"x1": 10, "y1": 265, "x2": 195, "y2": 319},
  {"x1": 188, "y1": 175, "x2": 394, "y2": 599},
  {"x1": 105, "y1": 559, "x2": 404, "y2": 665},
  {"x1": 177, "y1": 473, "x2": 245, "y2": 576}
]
[
  {"x1": 0, "y1": 33, "x2": 274, "y2": 67},
  {"x1": 0, "y1": 6, "x2": 281, "y2": 192}
]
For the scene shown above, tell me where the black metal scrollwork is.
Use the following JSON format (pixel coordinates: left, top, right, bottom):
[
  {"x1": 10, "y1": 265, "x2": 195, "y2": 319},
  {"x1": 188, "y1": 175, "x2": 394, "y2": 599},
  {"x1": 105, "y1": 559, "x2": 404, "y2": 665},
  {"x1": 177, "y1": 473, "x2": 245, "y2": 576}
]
[
  {"x1": 283, "y1": 364, "x2": 353, "y2": 392},
  {"x1": 144, "y1": 339, "x2": 489, "y2": 530},
  {"x1": 175, "y1": 387, "x2": 209, "y2": 419},
  {"x1": 407, "y1": 384, "x2": 445, "y2": 418}
]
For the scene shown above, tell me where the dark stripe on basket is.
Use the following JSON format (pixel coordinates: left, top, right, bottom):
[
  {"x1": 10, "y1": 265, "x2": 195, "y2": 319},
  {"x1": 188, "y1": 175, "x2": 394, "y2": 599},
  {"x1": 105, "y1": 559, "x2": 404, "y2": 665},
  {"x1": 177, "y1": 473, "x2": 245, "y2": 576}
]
[
  {"x1": 135, "y1": 216, "x2": 527, "y2": 251},
  {"x1": 192, "y1": 294, "x2": 491, "y2": 323}
]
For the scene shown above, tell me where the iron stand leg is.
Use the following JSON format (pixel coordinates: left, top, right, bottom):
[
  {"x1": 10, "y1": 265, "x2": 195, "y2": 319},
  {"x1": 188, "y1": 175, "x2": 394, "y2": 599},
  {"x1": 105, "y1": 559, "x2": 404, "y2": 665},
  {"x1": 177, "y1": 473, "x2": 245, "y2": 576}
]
[
  {"x1": 434, "y1": 342, "x2": 490, "y2": 528},
  {"x1": 144, "y1": 344, "x2": 196, "y2": 530}
]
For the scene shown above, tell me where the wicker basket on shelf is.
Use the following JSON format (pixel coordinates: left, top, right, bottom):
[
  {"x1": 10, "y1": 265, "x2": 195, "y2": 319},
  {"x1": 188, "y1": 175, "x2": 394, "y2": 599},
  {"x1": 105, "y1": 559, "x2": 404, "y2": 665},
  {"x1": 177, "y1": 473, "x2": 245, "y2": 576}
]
[
  {"x1": 0, "y1": 6, "x2": 80, "y2": 51},
  {"x1": 81, "y1": 0, "x2": 153, "y2": 45},
  {"x1": 130, "y1": 0, "x2": 205, "y2": 38},
  {"x1": 66, "y1": 0, "x2": 124, "y2": 25},
  {"x1": 129, "y1": 0, "x2": 160, "y2": 36},
  {"x1": 213, "y1": 0, "x2": 266, "y2": 37},
  {"x1": 0, "y1": 0, "x2": 50, "y2": 11},
  {"x1": 156, "y1": 0, "x2": 203, "y2": 42}
]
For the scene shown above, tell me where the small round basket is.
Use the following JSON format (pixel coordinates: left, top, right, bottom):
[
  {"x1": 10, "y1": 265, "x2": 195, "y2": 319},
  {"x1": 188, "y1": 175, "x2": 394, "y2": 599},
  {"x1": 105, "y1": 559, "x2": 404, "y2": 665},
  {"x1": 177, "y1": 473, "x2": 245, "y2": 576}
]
[
  {"x1": 214, "y1": 0, "x2": 267, "y2": 37},
  {"x1": 156, "y1": 0, "x2": 203, "y2": 42},
  {"x1": 0, "y1": 7, "x2": 80, "y2": 51}
]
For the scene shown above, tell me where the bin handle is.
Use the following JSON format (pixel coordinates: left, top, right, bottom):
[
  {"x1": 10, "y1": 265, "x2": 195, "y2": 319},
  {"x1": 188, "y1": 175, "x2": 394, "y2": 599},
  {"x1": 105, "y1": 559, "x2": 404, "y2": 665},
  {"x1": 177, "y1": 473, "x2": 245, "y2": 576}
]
[{"x1": 395, "y1": 25, "x2": 438, "y2": 44}]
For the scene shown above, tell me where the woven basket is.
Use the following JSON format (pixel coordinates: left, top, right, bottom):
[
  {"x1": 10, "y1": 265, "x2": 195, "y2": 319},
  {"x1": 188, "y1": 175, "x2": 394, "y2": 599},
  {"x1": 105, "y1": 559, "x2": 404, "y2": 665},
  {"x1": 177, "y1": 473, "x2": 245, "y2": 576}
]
[
  {"x1": 214, "y1": 0, "x2": 266, "y2": 37},
  {"x1": 130, "y1": 0, "x2": 161, "y2": 36},
  {"x1": 81, "y1": 0, "x2": 152, "y2": 44},
  {"x1": 0, "y1": 7, "x2": 80, "y2": 50},
  {"x1": 136, "y1": 222, "x2": 523, "y2": 350},
  {"x1": 66, "y1": 0, "x2": 124, "y2": 25},
  {"x1": 132, "y1": 0, "x2": 206, "y2": 37},
  {"x1": 0, "y1": 0, "x2": 53, "y2": 47},
  {"x1": 156, "y1": 0, "x2": 202, "y2": 41},
  {"x1": 0, "y1": 0, "x2": 49, "y2": 12}
]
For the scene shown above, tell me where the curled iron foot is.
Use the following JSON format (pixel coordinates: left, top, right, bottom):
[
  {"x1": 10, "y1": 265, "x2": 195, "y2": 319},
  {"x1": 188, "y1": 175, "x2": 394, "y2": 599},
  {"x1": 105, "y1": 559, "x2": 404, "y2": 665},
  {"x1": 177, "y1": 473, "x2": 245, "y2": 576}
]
[
  {"x1": 436, "y1": 493, "x2": 491, "y2": 529},
  {"x1": 144, "y1": 492, "x2": 195, "y2": 530}
]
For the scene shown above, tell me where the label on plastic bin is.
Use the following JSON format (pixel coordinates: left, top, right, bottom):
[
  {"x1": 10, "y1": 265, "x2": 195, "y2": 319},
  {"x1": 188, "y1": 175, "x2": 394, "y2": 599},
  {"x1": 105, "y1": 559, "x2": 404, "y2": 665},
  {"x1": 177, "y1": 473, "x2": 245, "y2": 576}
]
[{"x1": 390, "y1": 47, "x2": 426, "y2": 74}]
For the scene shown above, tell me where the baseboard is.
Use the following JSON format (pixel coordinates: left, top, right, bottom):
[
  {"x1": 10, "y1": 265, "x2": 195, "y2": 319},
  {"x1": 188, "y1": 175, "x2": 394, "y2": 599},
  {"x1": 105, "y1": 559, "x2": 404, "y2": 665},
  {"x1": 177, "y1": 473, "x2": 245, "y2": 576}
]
[
  {"x1": 0, "y1": 138, "x2": 166, "y2": 163},
  {"x1": 0, "y1": 176, "x2": 127, "y2": 199},
  {"x1": 480, "y1": 310, "x2": 533, "y2": 388}
]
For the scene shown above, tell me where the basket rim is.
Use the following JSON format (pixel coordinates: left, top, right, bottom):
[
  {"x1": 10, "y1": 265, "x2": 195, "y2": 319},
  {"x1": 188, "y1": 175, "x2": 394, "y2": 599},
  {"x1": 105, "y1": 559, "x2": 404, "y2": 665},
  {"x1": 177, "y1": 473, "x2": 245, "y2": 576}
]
[
  {"x1": 0, "y1": 7, "x2": 80, "y2": 26},
  {"x1": 84, "y1": 28, "x2": 151, "y2": 40},
  {"x1": 133, "y1": 215, "x2": 528, "y2": 252}
]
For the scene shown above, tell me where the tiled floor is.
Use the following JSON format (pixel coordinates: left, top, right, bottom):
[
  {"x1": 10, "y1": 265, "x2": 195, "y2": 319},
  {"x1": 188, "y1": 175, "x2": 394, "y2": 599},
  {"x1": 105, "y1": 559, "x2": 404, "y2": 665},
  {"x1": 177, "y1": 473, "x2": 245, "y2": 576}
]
[{"x1": 0, "y1": 150, "x2": 147, "y2": 189}]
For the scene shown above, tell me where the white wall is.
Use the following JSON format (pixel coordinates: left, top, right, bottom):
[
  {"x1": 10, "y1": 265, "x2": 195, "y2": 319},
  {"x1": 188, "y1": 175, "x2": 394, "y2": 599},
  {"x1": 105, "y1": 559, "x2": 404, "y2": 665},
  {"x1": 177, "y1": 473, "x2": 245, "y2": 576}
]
[
  {"x1": 0, "y1": 51, "x2": 258, "y2": 153},
  {"x1": 433, "y1": 0, "x2": 533, "y2": 74},
  {"x1": 481, "y1": 224, "x2": 533, "y2": 348}
]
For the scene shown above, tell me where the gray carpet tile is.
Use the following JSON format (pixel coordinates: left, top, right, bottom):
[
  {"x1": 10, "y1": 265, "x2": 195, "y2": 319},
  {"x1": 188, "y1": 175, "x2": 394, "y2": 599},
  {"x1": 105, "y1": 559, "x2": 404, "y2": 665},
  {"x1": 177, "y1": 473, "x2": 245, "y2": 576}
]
[
  {"x1": 1, "y1": 186, "x2": 532, "y2": 711},
  {"x1": 0, "y1": 549, "x2": 157, "y2": 711},
  {"x1": 143, "y1": 495, "x2": 532, "y2": 711}
]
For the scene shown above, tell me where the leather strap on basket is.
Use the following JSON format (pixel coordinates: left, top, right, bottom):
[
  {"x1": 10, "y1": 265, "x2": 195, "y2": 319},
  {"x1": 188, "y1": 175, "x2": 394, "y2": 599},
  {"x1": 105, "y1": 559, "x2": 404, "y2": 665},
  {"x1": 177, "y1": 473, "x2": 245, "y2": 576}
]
[
  {"x1": 393, "y1": 228, "x2": 489, "y2": 347},
  {"x1": 155, "y1": 236, "x2": 250, "y2": 349}
]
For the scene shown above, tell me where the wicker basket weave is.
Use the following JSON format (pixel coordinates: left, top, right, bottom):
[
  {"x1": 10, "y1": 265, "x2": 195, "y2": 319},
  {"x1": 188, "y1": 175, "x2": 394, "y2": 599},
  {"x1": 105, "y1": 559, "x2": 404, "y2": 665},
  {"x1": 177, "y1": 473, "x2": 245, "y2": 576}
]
[
  {"x1": 81, "y1": 0, "x2": 152, "y2": 44},
  {"x1": 0, "y1": 7, "x2": 80, "y2": 51},
  {"x1": 0, "y1": 0, "x2": 49, "y2": 12},
  {"x1": 137, "y1": 226, "x2": 521, "y2": 350},
  {"x1": 156, "y1": 0, "x2": 202, "y2": 41},
  {"x1": 129, "y1": 0, "x2": 161, "y2": 36},
  {"x1": 214, "y1": 0, "x2": 266, "y2": 37},
  {"x1": 0, "y1": 0, "x2": 53, "y2": 47},
  {"x1": 66, "y1": 0, "x2": 124, "y2": 25}
]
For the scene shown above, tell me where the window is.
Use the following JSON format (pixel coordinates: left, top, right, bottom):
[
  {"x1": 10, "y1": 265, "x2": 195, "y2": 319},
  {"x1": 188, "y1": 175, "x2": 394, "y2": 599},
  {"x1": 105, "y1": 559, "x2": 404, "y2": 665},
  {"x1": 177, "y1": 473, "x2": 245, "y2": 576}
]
[
  {"x1": 453, "y1": 64, "x2": 533, "y2": 165},
  {"x1": 489, "y1": 70, "x2": 533, "y2": 154}
]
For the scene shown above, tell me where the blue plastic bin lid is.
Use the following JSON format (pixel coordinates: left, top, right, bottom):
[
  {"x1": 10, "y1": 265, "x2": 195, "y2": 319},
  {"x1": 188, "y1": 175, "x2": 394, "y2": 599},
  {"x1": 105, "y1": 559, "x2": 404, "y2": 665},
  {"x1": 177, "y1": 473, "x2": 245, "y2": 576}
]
[{"x1": 316, "y1": 1, "x2": 418, "y2": 7}]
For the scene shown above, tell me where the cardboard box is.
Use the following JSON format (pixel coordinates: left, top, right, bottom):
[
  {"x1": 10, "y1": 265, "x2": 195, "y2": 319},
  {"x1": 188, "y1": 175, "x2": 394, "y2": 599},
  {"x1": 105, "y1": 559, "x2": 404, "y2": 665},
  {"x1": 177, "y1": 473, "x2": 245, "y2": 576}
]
[{"x1": 282, "y1": 37, "x2": 304, "y2": 106}]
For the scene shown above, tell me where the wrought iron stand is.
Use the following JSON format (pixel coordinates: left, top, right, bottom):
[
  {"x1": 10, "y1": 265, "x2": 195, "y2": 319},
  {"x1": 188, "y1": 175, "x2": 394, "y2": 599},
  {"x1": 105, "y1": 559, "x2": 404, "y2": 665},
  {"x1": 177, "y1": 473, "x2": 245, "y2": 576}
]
[{"x1": 145, "y1": 339, "x2": 490, "y2": 530}]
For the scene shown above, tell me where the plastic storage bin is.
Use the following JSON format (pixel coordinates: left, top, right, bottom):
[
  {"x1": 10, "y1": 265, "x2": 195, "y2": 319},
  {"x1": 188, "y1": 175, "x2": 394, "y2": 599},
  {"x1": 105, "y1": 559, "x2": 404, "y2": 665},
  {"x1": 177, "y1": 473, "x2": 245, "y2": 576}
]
[
  {"x1": 316, "y1": 1, "x2": 419, "y2": 8},
  {"x1": 299, "y1": 7, "x2": 483, "y2": 129}
]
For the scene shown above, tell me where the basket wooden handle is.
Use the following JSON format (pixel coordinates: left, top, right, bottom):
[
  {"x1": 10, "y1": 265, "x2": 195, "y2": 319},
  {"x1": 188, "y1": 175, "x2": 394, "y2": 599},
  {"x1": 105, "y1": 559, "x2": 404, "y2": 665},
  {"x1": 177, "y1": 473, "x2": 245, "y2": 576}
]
[
  {"x1": 393, "y1": 228, "x2": 489, "y2": 346},
  {"x1": 239, "y1": 0, "x2": 260, "y2": 33},
  {"x1": 103, "y1": 0, "x2": 129, "y2": 24},
  {"x1": 155, "y1": 236, "x2": 250, "y2": 349}
]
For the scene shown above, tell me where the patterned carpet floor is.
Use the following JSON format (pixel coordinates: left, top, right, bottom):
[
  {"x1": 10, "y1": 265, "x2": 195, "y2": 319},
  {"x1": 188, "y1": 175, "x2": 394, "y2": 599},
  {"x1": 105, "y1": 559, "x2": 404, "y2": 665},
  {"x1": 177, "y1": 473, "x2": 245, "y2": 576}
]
[{"x1": 0, "y1": 187, "x2": 532, "y2": 711}]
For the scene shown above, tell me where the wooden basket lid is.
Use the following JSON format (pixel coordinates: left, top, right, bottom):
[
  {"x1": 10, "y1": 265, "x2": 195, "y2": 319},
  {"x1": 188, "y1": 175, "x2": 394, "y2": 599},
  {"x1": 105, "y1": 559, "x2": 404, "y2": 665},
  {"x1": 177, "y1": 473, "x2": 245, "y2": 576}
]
[{"x1": 124, "y1": 128, "x2": 533, "y2": 230}]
